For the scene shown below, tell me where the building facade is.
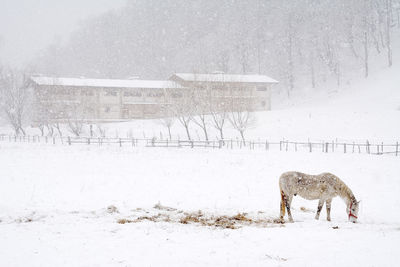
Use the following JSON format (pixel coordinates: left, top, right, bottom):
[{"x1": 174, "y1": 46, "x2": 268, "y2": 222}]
[{"x1": 31, "y1": 73, "x2": 278, "y2": 123}]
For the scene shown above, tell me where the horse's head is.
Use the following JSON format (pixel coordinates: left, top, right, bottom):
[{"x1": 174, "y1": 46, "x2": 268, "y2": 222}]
[{"x1": 347, "y1": 200, "x2": 360, "y2": 223}]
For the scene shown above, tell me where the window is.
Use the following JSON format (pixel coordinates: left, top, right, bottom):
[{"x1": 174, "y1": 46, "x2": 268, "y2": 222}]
[
  {"x1": 124, "y1": 91, "x2": 142, "y2": 97},
  {"x1": 261, "y1": 101, "x2": 266, "y2": 107},
  {"x1": 147, "y1": 92, "x2": 164, "y2": 98},
  {"x1": 56, "y1": 89, "x2": 71, "y2": 95},
  {"x1": 257, "y1": 86, "x2": 267, "y2": 92},
  {"x1": 105, "y1": 90, "x2": 118, "y2": 96},
  {"x1": 105, "y1": 107, "x2": 111, "y2": 113},
  {"x1": 171, "y1": 92, "x2": 183, "y2": 98},
  {"x1": 81, "y1": 90, "x2": 94, "y2": 96}
]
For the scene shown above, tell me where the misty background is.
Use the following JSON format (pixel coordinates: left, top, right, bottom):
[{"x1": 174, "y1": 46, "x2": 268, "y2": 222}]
[
  {"x1": 0, "y1": 0, "x2": 126, "y2": 67},
  {"x1": 1, "y1": 0, "x2": 399, "y2": 96}
]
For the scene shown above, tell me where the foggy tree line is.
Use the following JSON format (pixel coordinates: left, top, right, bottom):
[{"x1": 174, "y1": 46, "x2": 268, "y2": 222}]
[{"x1": 31, "y1": 0, "x2": 400, "y2": 95}]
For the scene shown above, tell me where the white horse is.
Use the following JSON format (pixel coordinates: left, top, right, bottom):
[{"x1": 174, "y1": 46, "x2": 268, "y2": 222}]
[{"x1": 279, "y1": 171, "x2": 360, "y2": 223}]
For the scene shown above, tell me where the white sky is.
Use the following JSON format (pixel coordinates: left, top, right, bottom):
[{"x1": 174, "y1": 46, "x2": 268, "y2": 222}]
[{"x1": 0, "y1": 0, "x2": 126, "y2": 67}]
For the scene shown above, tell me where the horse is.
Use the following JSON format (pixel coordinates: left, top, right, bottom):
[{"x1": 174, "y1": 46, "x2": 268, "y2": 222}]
[{"x1": 279, "y1": 171, "x2": 360, "y2": 223}]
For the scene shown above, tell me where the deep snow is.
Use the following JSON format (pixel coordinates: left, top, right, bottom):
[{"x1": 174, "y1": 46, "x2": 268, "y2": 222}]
[{"x1": 0, "y1": 143, "x2": 399, "y2": 266}]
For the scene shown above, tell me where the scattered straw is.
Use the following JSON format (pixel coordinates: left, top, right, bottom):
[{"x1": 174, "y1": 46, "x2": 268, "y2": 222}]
[{"x1": 118, "y1": 205, "x2": 283, "y2": 229}]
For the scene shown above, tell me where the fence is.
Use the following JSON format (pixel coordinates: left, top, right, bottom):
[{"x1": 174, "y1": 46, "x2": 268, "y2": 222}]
[{"x1": 0, "y1": 134, "x2": 398, "y2": 156}]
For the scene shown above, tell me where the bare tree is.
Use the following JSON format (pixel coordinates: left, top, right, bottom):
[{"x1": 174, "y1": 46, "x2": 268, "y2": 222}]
[
  {"x1": 33, "y1": 96, "x2": 54, "y2": 136},
  {"x1": 66, "y1": 102, "x2": 86, "y2": 137},
  {"x1": 173, "y1": 99, "x2": 193, "y2": 141},
  {"x1": 216, "y1": 50, "x2": 231, "y2": 73},
  {"x1": 168, "y1": 81, "x2": 195, "y2": 141},
  {"x1": 228, "y1": 99, "x2": 256, "y2": 144},
  {"x1": 209, "y1": 83, "x2": 230, "y2": 141},
  {"x1": 191, "y1": 85, "x2": 211, "y2": 141},
  {"x1": 0, "y1": 69, "x2": 31, "y2": 135},
  {"x1": 384, "y1": 0, "x2": 393, "y2": 67},
  {"x1": 53, "y1": 122, "x2": 63, "y2": 137},
  {"x1": 159, "y1": 117, "x2": 175, "y2": 140},
  {"x1": 96, "y1": 123, "x2": 108, "y2": 138},
  {"x1": 158, "y1": 114, "x2": 175, "y2": 140},
  {"x1": 157, "y1": 100, "x2": 176, "y2": 140}
]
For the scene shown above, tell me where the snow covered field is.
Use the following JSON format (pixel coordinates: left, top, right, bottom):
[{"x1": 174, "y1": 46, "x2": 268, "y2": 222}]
[
  {"x1": 0, "y1": 142, "x2": 399, "y2": 266},
  {"x1": 0, "y1": 61, "x2": 399, "y2": 267}
]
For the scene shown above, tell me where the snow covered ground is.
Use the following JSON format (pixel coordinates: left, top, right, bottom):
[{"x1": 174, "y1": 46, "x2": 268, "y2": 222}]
[
  {"x1": 0, "y1": 142, "x2": 399, "y2": 266},
  {"x1": 0, "y1": 64, "x2": 399, "y2": 266}
]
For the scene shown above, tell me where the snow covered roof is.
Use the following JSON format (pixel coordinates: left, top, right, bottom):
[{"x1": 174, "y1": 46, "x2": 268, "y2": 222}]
[
  {"x1": 171, "y1": 73, "x2": 278, "y2": 84},
  {"x1": 31, "y1": 76, "x2": 182, "y2": 89}
]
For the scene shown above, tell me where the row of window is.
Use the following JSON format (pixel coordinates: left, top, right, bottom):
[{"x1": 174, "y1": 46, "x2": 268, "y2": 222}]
[{"x1": 42, "y1": 87, "x2": 267, "y2": 97}]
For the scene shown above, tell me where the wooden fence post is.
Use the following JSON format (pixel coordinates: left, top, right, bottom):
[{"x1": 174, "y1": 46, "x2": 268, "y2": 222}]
[
  {"x1": 396, "y1": 142, "x2": 398, "y2": 156},
  {"x1": 68, "y1": 136, "x2": 71, "y2": 145},
  {"x1": 366, "y1": 140, "x2": 370, "y2": 154},
  {"x1": 344, "y1": 143, "x2": 346, "y2": 153}
]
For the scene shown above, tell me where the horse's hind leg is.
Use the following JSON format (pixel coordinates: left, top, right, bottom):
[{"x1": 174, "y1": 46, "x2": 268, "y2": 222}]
[
  {"x1": 280, "y1": 191, "x2": 286, "y2": 221},
  {"x1": 326, "y1": 199, "x2": 332, "y2": 221},
  {"x1": 284, "y1": 194, "x2": 294, "y2": 223},
  {"x1": 315, "y1": 199, "x2": 324, "y2": 220}
]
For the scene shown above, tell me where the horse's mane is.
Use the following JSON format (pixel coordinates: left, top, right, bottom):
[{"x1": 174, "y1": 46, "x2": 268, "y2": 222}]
[{"x1": 336, "y1": 176, "x2": 355, "y2": 202}]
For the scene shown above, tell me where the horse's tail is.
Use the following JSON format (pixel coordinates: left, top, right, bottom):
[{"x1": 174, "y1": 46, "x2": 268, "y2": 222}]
[{"x1": 280, "y1": 190, "x2": 286, "y2": 217}]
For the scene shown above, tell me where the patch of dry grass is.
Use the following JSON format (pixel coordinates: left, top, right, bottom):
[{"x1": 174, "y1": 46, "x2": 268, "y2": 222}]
[{"x1": 118, "y1": 205, "x2": 284, "y2": 229}]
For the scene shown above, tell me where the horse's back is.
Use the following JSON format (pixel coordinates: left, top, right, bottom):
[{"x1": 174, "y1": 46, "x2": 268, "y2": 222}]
[
  {"x1": 279, "y1": 171, "x2": 342, "y2": 199},
  {"x1": 279, "y1": 171, "x2": 304, "y2": 190}
]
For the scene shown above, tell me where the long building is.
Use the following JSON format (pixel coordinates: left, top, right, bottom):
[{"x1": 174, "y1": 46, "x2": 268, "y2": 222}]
[{"x1": 31, "y1": 73, "x2": 278, "y2": 122}]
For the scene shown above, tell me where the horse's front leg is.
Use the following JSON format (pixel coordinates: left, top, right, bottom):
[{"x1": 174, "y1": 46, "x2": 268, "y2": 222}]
[
  {"x1": 315, "y1": 199, "x2": 324, "y2": 220},
  {"x1": 326, "y1": 199, "x2": 332, "y2": 221}
]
